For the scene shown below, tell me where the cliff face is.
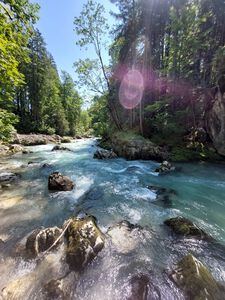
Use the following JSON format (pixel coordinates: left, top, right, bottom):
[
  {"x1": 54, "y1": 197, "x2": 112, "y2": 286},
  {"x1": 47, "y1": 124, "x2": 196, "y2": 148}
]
[{"x1": 206, "y1": 89, "x2": 225, "y2": 156}]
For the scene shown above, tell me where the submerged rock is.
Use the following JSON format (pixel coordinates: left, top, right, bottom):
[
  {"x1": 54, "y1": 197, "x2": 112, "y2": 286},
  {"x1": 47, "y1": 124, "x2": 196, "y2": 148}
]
[
  {"x1": 52, "y1": 145, "x2": 72, "y2": 152},
  {"x1": 48, "y1": 172, "x2": 74, "y2": 191},
  {"x1": 0, "y1": 172, "x2": 18, "y2": 183},
  {"x1": 65, "y1": 216, "x2": 105, "y2": 271},
  {"x1": 155, "y1": 161, "x2": 176, "y2": 174},
  {"x1": 148, "y1": 185, "x2": 177, "y2": 207},
  {"x1": 107, "y1": 220, "x2": 143, "y2": 254},
  {"x1": 26, "y1": 226, "x2": 62, "y2": 257},
  {"x1": 164, "y1": 217, "x2": 209, "y2": 239},
  {"x1": 171, "y1": 254, "x2": 223, "y2": 300},
  {"x1": 93, "y1": 149, "x2": 117, "y2": 159},
  {"x1": 128, "y1": 274, "x2": 160, "y2": 300}
]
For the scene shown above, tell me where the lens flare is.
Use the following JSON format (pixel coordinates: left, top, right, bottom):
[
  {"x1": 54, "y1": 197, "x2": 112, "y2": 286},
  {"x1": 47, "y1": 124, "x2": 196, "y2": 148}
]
[{"x1": 119, "y1": 69, "x2": 144, "y2": 110}]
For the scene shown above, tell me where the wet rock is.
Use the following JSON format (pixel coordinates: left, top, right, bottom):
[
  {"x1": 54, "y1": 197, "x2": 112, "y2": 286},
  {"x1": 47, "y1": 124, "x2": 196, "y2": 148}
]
[
  {"x1": 0, "y1": 172, "x2": 18, "y2": 183},
  {"x1": 0, "y1": 144, "x2": 10, "y2": 156},
  {"x1": 8, "y1": 144, "x2": 24, "y2": 153},
  {"x1": 107, "y1": 220, "x2": 143, "y2": 254},
  {"x1": 42, "y1": 163, "x2": 51, "y2": 168},
  {"x1": 26, "y1": 226, "x2": 62, "y2": 257},
  {"x1": 171, "y1": 254, "x2": 223, "y2": 300},
  {"x1": 48, "y1": 172, "x2": 74, "y2": 191},
  {"x1": 128, "y1": 274, "x2": 160, "y2": 300},
  {"x1": 22, "y1": 149, "x2": 33, "y2": 154},
  {"x1": 1, "y1": 183, "x2": 11, "y2": 189},
  {"x1": 164, "y1": 217, "x2": 209, "y2": 239},
  {"x1": 27, "y1": 161, "x2": 40, "y2": 167},
  {"x1": 65, "y1": 216, "x2": 105, "y2": 271},
  {"x1": 52, "y1": 145, "x2": 72, "y2": 152},
  {"x1": 93, "y1": 149, "x2": 117, "y2": 159},
  {"x1": 43, "y1": 279, "x2": 65, "y2": 300},
  {"x1": 155, "y1": 161, "x2": 176, "y2": 174}
]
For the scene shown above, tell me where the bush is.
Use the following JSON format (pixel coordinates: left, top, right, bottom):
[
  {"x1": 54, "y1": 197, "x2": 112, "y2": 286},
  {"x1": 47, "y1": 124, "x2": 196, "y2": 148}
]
[{"x1": 0, "y1": 109, "x2": 18, "y2": 142}]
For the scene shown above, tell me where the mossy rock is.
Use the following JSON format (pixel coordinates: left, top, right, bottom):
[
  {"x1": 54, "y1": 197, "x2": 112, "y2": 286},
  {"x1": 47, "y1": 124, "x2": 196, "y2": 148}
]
[
  {"x1": 65, "y1": 216, "x2": 105, "y2": 271},
  {"x1": 164, "y1": 217, "x2": 210, "y2": 240},
  {"x1": 171, "y1": 254, "x2": 224, "y2": 300}
]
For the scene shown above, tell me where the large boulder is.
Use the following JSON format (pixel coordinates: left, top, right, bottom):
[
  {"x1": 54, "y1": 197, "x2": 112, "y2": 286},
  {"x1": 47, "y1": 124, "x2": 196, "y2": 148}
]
[
  {"x1": 48, "y1": 172, "x2": 74, "y2": 191},
  {"x1": 111, "y1": 132, "x2": 168, "y2": 161},
  {"x1": 206, "y1": 88, "x2": 225, "y2": 156},
  {"x1": 26, "y1": 226, "x2": 62, "y2": 257},
  {"x1": 164, "y1": 217, "x2": 210, "y2": 240},
  {"x1": 107, "y1": 220, "x2": 143, "y2": 254},
  {"x1": 155, "y1": 161, "x2": 176, "y2": 174},
  {"x1": 93, "y1": 149, "x2": 117, "y2": 159},
  {"x1": 65, "y1": 216, "x2": 105, "y2": 271},
  {"x1": 171, "y1": 254, "x2": 224, "y2": 300}
]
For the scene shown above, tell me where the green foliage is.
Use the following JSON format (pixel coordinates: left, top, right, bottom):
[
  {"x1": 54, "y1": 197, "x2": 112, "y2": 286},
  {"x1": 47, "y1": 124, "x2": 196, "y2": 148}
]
[
  {"x1": 88, "y1": 95, "x2": 109, "y2": 136},
  {"x1": 60, "y1": 71, "x2": 82, "y2": 136},
  {"x1": 0, "y1": 0, "x2": 39, "y2": 104},
  {"x1": 77, "y1": 111, "x2": 92, "y2": 136},
  {"x1": 0, "y1": 109, "x2": 18, "y2": 141}
]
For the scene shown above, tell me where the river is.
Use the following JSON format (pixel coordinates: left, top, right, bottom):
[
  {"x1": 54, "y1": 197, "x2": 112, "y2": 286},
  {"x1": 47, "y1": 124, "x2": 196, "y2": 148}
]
[{"x1": 0, "y1": 139, "x2": 225, "y2": 299}]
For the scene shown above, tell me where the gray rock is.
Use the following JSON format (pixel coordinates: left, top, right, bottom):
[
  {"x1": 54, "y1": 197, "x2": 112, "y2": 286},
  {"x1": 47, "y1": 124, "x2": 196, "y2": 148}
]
[
  {"x1": 206, "y1": 88, "x2": 225, "y2": 156},
  {"x1": 48, "y1": 172, "x2": 74, "y2": 191},
  {"x1": 111, "y1": 134, "x2": 168, "y2": 161},
  {"x1": 52, "y1": 145, "x2": 72, "y2": 152},
  {"x1": 155, "y1": 161, "x2": 175, "y2": 174},
  {"x1": 93, "y1": 149, "x2": 117, "y2": 159}
]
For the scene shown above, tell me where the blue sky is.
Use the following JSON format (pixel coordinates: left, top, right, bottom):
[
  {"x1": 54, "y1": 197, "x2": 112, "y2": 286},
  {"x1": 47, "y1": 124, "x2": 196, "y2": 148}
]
[{"x1": 33, "y1": 0, "x2": 117, "y2": 81}]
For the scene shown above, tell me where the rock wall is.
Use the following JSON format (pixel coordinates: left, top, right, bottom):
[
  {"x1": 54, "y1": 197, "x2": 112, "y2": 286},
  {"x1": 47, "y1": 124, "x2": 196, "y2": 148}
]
[{"x1": 206, "y1": 89, "x2": 225, "y2": 156}]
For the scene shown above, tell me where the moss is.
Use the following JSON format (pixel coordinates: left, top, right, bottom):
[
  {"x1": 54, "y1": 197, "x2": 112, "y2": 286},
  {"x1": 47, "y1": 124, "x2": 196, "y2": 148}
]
[
  {"x1": 112, "y1": 130, "x2": 146, "y2": 143},
  {"x1": 170, "y1": 146, "x2": 223, "y2": 162},
  {"x1": 172, "y1": 254, "x2": 223, "y2": 300},
  {"x1": 65, "y1": 216, "x2": 105, "y2": 271}
]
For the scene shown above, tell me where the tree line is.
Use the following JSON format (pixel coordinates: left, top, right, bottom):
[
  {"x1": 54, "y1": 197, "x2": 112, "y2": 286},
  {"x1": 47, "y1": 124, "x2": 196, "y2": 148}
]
[
  {"x1": 0, "y1": 0, "x2": 82, "y2": 141},
  {"x1": 75, "y1": 0, "x2": 225, "y2": 151}
]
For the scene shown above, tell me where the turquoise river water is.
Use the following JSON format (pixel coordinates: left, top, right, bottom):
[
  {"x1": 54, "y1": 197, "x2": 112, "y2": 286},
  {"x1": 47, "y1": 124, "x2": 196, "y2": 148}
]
[{"x1": 0, "y1": 139, "x2": 225, "y2": 299}]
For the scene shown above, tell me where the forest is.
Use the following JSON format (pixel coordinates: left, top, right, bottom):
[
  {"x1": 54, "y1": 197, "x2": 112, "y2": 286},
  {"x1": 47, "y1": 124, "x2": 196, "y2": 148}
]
[{"x1": 1, "y1": 0, "x2": 225, "y2": 162}]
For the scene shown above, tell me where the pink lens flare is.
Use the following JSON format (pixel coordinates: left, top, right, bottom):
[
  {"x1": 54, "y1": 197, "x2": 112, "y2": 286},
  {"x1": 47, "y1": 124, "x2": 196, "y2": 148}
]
[{"x1": 119, "y1": 69, "x2": 144, "y2": 110}]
